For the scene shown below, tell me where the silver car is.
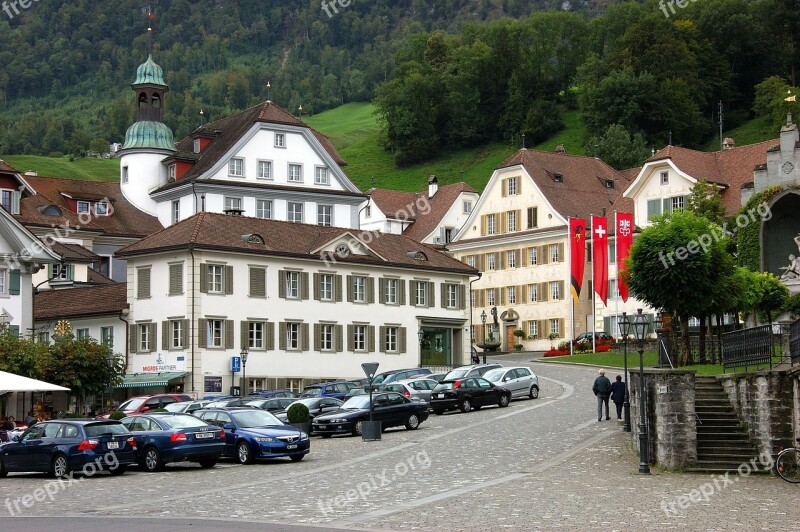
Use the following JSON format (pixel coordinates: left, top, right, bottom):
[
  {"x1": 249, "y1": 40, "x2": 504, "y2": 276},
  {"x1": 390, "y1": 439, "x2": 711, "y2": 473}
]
[
  {"x1": 482, "y1": 366, "x2": 539, "y2": 399},
  {"x1": 382, "y1": 378, "x2": 439, "y2": 403},
  {"x1": 164, "y1": 400, "x2": 213, "y2": 414}
]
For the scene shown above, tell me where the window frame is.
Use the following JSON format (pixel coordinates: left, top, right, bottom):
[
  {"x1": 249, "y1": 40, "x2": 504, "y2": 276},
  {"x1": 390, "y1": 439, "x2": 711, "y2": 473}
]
[
  {"x1": 287, "y1": 202, "x2": 304, "y2": 223},
  {"x1": 257, "y1": 160, "x2": 273, "y2": 180},
  {"x1": 317, "y1": 204, "x2": 333, "y2": 226},
  {"x1": 207, "y1": 264, "x2": 223, "y2": 294},
  {"x1": 288, "y1": 163, "x2": 303, "y2": 183},
  {"x1": 385, "y1": 326, "x2": 398, "y2": 353},
  {"x1": 314, "y1": 166, "x2": 329, "y2": 185},
  {"x1": 274, "y1": 133, "x2": 286, "y2": 148},
  {"x1": 223, "y1": 196, "x2": 242, "y2": 212},
  {"x1": 256, "y1": 199, "x2": 272, "y2": 219},
  {"x1": 286, "y1": 322, "x2": 301, "y2": 350},
  {"x1": 285, "y1": 271, "x2": 300, "y2": 299},
  {"x1": 228, "y1": 158, "x2": 244, "y2": 177},
  {"x1": 171, "y1": 320, "x2": 184, "y2": 349},
  {"x1": 249, "y1": 321, "x2": 265, "y2": 349},
  {"x1": 207, "y1": 319, "x2": 223, "y2": 348}
]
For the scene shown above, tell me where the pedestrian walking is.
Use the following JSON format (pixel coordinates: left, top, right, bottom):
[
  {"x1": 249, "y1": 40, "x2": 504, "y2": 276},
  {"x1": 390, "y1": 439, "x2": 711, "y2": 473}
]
[
  {"x1": 610, "y1": 375, "x2": 625, "y2": 420},
  {"x1": 592, "y1": 369, "x2": 612, "y2": 421}
]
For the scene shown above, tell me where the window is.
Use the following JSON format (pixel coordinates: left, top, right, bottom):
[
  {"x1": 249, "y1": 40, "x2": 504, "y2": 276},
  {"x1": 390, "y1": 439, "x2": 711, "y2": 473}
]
[
  {"x1": 95, "y1": 201, "x2": 109, "y2": 216},
  {"x1": 274, "y1": 133, "x2": 285, "y2": 148},
  {"x1": 193, "y1": 139, "x2": 201, "y2": 153},
  {"x1": 171, "y1": 200, "x2": 179, "y2": 224},
  {"x1": 414, "y1": 281, "x2": 427, "y2": 306},
  {"x1": 354, "y1": 325, "x2": 367, "y2": 351},
  {"x1": 609, "y1": 279, "x2": 620, "y2": 299},
  {"x1": 528, "y1": 284, "x2": 538, "y2": 302},
  {"x1": 466, "y1": 256, "x2": 476, "y2": 268},
  {"x1": 508, "y1": 286, "x2": 516, "y2": 304},
  {"x1": 486, "y1": 214, "x2": 496, "y2": 235},
  {"x1": 139, "y1": 323, "x2": 152, "y2": 352},
  {"x1": 317, "y1": 205, "x2": 333, "y2": 226},
  {"x1": 487, "y1": 288, "x2": 496, "y2": 306},
  {"x1": 256, "y1": 199, "x2": 272, "y2": 219},
  {"x1": 101, "y1": 326, "x2": 114, "y2": 349},
  {"x1": 257, "y1": 160, "x2": 272, "y2": 180},
  {"x1": 0, "y1": 190, "x2": 10, "y2": 213},
  {"x1": 77, "y1": 201, "x2": 90, "y2": 214},
  {"x1": 528, "y1": 320, "x2": 538, "y2": 338},
  {"x1": 207, "y1": 265, "x2": 223, "y2": 293},
  {"x1": 249, "y1": 322, "x2": 264, "y2": 349},
  {"x1": 487, "y1": 253, "x2": 497, "y2": 271},
  {"x1": 137, "y1": 267, "x2": 151, "y2": 298},
  {"x1": 527, "y1": 207, "x2": 538, "y2": 229},
  {"x1": 320, "y1": 274, "x2": 334, "y2": 301},
  {"x1": 286, "y1": 322, "x2": 300, "y2": 350},
  {"x1": 507, "y1": 177, "x2": 518, "y2": 196},
  {"x1": 37, "y1": 331, "x2": 49, "y2": 345},
  {"x1": 285, "y1": 271, "x2": 300, "y2": 299},
  {"x1": 352, "y1": 276, "x2": 366, "y2": 303},
  {"x1": 320, "y1": 324, "x2": 334, "y2": 351},
  {"x1": 365, "y1": 205, "x2": 371, "y2": 218},
  {"x1": 122, "y1": 166, "x2": 128, "y2": 184},
  {"x1": 446, "y1": 284, "x2": 457, "y2": 308},
  {"x1": 288, "y1": 164, "x2": 302, "y2": 182},
  {"x1": 228, "y1": 158, "x2": 244, "y2": 177},
  {"x1": 172, "y1": 320, "x2": 184, "y2": 349},
  {"x1": 385, "y1": 278, "x2": 398, "y2": 304},
  {"x1": 550, "y1": 319, "x2": 560, "y2": 337},
  {"x1": 507, "y1": 250, "x2": 517, "y2": 268},
  {"x1": 463, "y1": 200, "x2": 473, "y2": 214},
  {"x1": 385, "y1": 326, "x2": 398, "y2": 352},
  {"x1": 207, "y1": 319, "x2": 223, "y2": 347},
  {"x1": 315, "y1": 167, "x2": 329, "y2": 185},
  {"x1": 507, "y1": 210, "x2": 517, "y2": 232},
  {"x1": 672, "y1": 195, "x2": 685, "y2": 212},
  {"x1": 660, "y1": 170, "x2": 669, "y2": 185},
  {"x1": 550, "y1": 281, "x2": 561, "y2": 300},
  {"x1": 224, "y1": 197, "x2": 242, "y2": 212},
  {"x1": 529, "y1": 247, "x2": 538, "y2": 265},
  {"x1": 168, "y1": 164, "x2": 176, "y2": 180},
  {"x1": 76, "y1": 328, "x2": 90, "y2": 340},
  {"x1": 288, "y1": 202, "x2": 303, "y2": 223},
  {"x1": 550, "y1": 244, "x2": 560, "y2": 263}
]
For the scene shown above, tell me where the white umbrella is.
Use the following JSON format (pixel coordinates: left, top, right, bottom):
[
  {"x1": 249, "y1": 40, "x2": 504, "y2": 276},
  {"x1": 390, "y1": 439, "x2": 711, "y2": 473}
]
[{"x1": 0, "y1": 370, "x2": 70, "y2": 393}]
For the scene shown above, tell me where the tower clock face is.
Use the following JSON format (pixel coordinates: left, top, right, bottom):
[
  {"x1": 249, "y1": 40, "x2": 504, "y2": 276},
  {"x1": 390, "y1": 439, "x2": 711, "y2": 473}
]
[
  {"x1": 783, "y1": 161, "x2": 795, "y2": 174},
  {"x1": 335, "y1": 244, "x2": 350, "y2": 257}
]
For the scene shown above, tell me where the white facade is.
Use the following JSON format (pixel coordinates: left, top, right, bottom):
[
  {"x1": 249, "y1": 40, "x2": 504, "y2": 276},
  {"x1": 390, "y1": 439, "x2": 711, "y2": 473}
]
[
  {"x1": 119, "y1": 150, "x2": 173, "y2": 216},
  {"x1": 624, "y1": 162, "x2": 696, "y2": 229},
  {"x1": 422, "y1": 191, "x2": 479, "y2": 244},
  {"x1": 34, "y1": 315, "x2": 126, "y2": 359}
]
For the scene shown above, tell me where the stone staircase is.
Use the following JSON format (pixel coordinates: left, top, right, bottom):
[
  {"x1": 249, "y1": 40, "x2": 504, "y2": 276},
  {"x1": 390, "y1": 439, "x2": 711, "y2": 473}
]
[{"x1": 687, "y1": 376, "x2": 761, "y2": 473}]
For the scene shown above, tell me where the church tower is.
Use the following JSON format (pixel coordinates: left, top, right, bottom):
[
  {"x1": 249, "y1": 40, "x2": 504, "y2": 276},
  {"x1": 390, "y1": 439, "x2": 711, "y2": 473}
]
[{"x1": 118, "y1": 55, "x2": 175, "y2": 216}]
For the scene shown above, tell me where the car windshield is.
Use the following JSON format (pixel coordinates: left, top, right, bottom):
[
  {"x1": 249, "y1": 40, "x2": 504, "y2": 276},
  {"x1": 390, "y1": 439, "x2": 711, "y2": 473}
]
[
  {"x1": 301, "y1": 387, "x2": 321, "y2": 397},
  {"x1": 158, "y1": 415, "x2": 209, "y2": 429},
  {"x1": 291, "y1": 398, "x2": 322, "y2": 408},
  {"x1": 164, "y1": 403, "x2": 186, "y2": 412},
  {"x1": 231, "y1": 410, "x2": 283, "y2": 428},
  {"x1": 341, "y1": 396, "x2": 370, "y2": 409},
  {"x1": 445, "y1": 369, "x2": 468, "y2": 380},
  {"x1": 85, "y1": 423, "x2": 129, "y2": 436},
  {"x1": 482, "y1": 369, "x2": 505, "y2": 381},
  {"x1": 434, "y1": 382, "x2": 456, "y2": 390},
  {"x1": 118, "y1": 397, "x2": 146, "y2": 411}
]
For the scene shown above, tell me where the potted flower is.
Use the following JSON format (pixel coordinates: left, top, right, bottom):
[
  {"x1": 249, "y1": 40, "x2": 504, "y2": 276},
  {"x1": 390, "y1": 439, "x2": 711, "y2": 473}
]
[
  {"x1": 286, "y1": 402, "x2": 311, "y2": 434},
  {"x1": 513, "y1": 329, "x2": 525, "y2": 351}
]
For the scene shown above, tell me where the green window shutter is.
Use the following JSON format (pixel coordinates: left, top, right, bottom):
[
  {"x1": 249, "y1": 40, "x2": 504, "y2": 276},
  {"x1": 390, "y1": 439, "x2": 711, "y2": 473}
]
[
  {"x1": 334, "y1": 275, "x2": 343, "y2": 302},
  {"x1": 398, "y1": 280, "x2": 405, "y2": 305},
  {"x1": 182, "y1": 319, "x2": 189, "y2": 348},
  {"x1": 347, "y1": 324, "x2": 354, "y2": 352},
  {"x1": 67, "y1": 265, "x2": 74, "y2": 281},
  {"x1": 313, "y1": 324, "x2": 321, "y2": 351},
  {"x1": 199, "y1": 265, "x2": 209, "y2": 293},
  {"x1": 266, "y1": 322, "x2": 275, "y2": 350},
  {"x1": 603, "y1": 317, "x2": 612, "y2": 336},
  {"x1": 241, "y1": 321, "x2": 249, "y2": 349},
  {"x1": 162, "y1": 321, "x2": 169, "y2": 350},
  {"x1": 278, "y1": 270, "x2": 286, "y2": 299},
  {"x1": 459, "y1": 285, "x2": 466, "y2": 309},
  {"x1": 224, "y1": 320, "x2": 234, "y2": 349},
  {"x1": 428, "y1": 282, "x2": 435, "y2": 308},
  {"x1": 129, "y1": 325, "x2": 137, "y2": 353},
  {"x1": 249, "y1": 268, "x2": 265, "y2": 297},
  {"x1": 663, "y1": 197, "x2": 671, "y2": 214},
  {"x1": 399, "y1": 327, "x2": 407, "y2": 353},
  {"x1": 367, "y1": 325, "x2": 375, "y2": 353},
  {"x1": 9, "y1": 325, "x2": 19, "y2": 337},
  {"x1": 378, "y1": 278, "x2": 385, "y2": 304},
  {"x1": 137, "y1": 268, "x2": 150, "y2": 298},
  {"x1": 346, "y1": 275, "x2": 353, "y2": 302},
  {"x1": 198, "y1": 319, "x2": 207, "y2": 348},
  {"x1": 440, "y1": 284, "x2": 446, "y2": 308},
  {"x1": 367, "y1": 277, "x2": 375, "y2": 304},
  {"x1": 335, "y1": 325, "x2": 343, "y2": 352},
  {"x1": 169, "y1": 263, "x2": 183, "y2": 296},
  {"x1": 148, "y1": 323, "x2": 157, "y2": 352},
  {"x1": 301, "y1": 272, "x2": 309, "y2": 300},
  {"x1": 301, "y1": 323, "x2": 309, "y2": 351},
  {"x1": 8, "y1": 269, "x2": 20, "y2": 295},
  {"x1": 379, "y1": 326, "x2": 386, "y2": 353},
  {"x1": 313, "y1": 273, "x2": 320, "y2": 300},
  {"x1": 224, "y1": 266, "x2": 234, "y2": 294},
  {"x1": 647, "y1": 199, "x2": 660, "y2": 220},
  {"x1": 279, "y1": 322, "x2": 287, "y2": 350}
]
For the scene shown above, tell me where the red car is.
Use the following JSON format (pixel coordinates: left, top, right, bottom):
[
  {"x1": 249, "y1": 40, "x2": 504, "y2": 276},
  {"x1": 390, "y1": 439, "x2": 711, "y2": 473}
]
[{"x1": 98, "y1": 394, "x2": 191, "y2": 419}]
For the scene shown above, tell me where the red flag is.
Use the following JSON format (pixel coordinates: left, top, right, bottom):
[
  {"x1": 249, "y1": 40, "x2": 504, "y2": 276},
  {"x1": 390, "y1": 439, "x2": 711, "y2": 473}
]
[
  {"x1": 616, "y1": 212, "x2": 634, "y2": 302},
  {"x1": 569, "y1": 218, "x2": 586, "y2": 303},
  {"x1": 592, "y1": 216, "x2": 609, "y2": 306}
]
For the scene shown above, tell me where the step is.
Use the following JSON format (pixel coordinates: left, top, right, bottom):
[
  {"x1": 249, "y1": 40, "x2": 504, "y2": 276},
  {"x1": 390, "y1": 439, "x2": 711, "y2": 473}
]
[
  {"x1": 697, "y1": 433, "x2": 752, "y2": 442},
  {"x1": 685, "y1": 465, "x2": 770, "y2": 474}
]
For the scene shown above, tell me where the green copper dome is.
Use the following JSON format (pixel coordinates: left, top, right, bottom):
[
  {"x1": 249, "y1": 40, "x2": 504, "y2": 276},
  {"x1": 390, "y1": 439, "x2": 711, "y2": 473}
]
[
  {"x1": 134, "y1": 54, "x2": 168, "y2": 87},
  {"x1": 122, "y1": 120, "x2": 175, "y2": 151}
]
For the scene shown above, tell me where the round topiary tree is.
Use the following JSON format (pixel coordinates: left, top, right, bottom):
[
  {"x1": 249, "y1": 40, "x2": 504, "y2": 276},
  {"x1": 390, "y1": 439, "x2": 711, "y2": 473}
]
[
  {"x1": 108, "y1": 411, "x2": 126, "y2": 420},
  {"x1": 286, "y1": 403, "x2": 310, "y2": 423}
]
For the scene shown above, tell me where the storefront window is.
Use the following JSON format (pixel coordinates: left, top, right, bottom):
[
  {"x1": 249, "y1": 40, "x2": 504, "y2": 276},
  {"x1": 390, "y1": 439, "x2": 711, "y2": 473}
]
[{"x1": 419, "y1": 327, "x2": 452, "y2": 366}]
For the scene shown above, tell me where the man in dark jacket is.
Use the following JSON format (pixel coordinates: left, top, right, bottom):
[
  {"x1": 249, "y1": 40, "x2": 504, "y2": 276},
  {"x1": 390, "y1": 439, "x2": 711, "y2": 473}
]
[
  {"x1": 610, "y1": 375, "x2": 626, "y2": 420},
  {"x1": 592, "y1": 369, "x2": 612, "y2": 421}
]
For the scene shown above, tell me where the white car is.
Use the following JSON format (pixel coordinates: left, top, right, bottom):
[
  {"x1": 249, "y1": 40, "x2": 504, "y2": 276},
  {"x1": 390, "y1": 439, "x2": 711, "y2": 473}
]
[
  {"x1": 382, "y1": 378, "x2": 439, "y2": 403},
  {"x1": 482, "y1": 366, "x2": 539, "y2": 399}
]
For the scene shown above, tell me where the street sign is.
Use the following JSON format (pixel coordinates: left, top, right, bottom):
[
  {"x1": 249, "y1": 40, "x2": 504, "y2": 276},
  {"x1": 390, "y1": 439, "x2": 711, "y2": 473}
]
[
  {"x1": 361, "y1": 362, "x2": 379, "y2": 379},
  {"x1": 231, "y1": 356, "x2": 241, "y2": 373}
]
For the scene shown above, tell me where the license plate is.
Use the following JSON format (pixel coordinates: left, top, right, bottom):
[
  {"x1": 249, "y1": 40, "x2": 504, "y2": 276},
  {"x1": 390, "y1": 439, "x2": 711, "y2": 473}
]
[
  {"x1": 287, "y1": 444, "x2": 298, "y2": 450},
  {"x1": 195, "y1": 432, "x2": 213, "y2": 439},
  {"x1": 435, "y1": 393, "x2": 443, "y2": 398},
  {"x1": 107, "y1": 441, "x2": 119, "y2": 449}
]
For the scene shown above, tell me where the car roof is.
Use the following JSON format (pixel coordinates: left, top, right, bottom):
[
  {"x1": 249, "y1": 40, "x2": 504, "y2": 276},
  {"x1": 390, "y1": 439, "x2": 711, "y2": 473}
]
[
  {"x1": 43, "y1": 419, "x2": 122, "y2": 425},
  {"x1": 393, "y1": 378, "x2": 437, "y2": 385}
]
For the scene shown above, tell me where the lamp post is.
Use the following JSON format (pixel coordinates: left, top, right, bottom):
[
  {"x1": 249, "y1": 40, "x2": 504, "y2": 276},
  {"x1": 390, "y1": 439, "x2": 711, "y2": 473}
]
[
  {"x1": 632, "y1": 308, "x2": 650, "y2": 474},
  {"x1": 480, "y1": 310, "x2": 487, "y2": 364},
  {"x1": 240, "y1": 347, "x2": 249, "y2": 397},
  {"x1": 617, "y1": 313, "x2": 631, "y2": 433}
]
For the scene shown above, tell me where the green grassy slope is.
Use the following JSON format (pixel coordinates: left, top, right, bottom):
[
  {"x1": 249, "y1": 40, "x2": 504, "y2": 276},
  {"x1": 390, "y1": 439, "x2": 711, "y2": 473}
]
[
  {"x1": 2, "y1": 155, "x2": 119, "y2": 182},
  {"x1": 701, "y1": 115, "x2": 777, "y2": 151}
]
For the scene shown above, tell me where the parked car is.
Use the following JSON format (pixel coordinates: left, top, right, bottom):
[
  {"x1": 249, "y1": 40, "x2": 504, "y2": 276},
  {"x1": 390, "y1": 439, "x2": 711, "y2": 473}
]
[
  {"x1": 382, "y1": 378, "x2": 439, "y2": 403},
  {"x1": 99, "y1": 394, "x2": 192, "y2": 419},
  {"x1": 246, "y1": 389, "x2": 300, "y2": 399},
  {"x1": 442, "y1": 364, "x2": 502, "y2": 381},
  {"x1": 0, "y1": 419, "x2": 137, "y2": 477},
  {"x1": 299, "y1": 381, "x2": 354, "y2": 401},
  {"x1": 482, "y1": 367, "x2": 540, "y2": 399},
  {"x1": 121, "y1": 413, "x2": 225, "y2": 472},
  {"x1": 164, "y1": 400, "x2": 213, "y2": 414},
  {"x1": 195, "y1": 408, "x2": 309, "y2": 464},
  {"x1": 312, "y1": 392, "x2": 430, "y2": 437},
  {"x1": 430, "y1": 377, "x2": 511, "y2": 414},
  {"x1": 343, "y1": 387, "x2": 369, "y2": 401},
  {"x1": 244, "y1": 398, "x2": 296, "y2": 413},
  {"x1": 204, "y1": 398, "x2": 245, "y2": 408},
  {"x1": 274, "y1": 397, "x2": 345, "y2": 425},
  {"x1": 372, "y1": 368, "x2": 432, "y2": 386},
  {"x1": 427, "y1": 372, "x2": 449, "y2": 383}
]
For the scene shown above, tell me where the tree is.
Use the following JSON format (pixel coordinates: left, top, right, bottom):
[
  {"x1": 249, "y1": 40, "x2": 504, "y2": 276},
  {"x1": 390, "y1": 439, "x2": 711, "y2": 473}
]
[
  {"x1": 687, "y1": 179, "x2": 726, "y2": 225},
  {"x1": 585, "y1": 124, "x2": 649, "y2": 170},
  {"x1": 753, "y1": 76, "x2": 800, "y2": 131},
  {"x1": 754, "y1": 272, "x2": 789, "y2": 325},
  {"x1": 625, "y1": 210, "x2": 735, "y2": 365}
]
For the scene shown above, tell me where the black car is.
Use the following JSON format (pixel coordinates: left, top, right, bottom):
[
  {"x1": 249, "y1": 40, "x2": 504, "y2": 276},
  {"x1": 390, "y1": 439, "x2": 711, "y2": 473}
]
[
  {"x1": 430, "y1": 377, "x2": 511, "y2": 414},
  {"x1": 0, "y1": 419, "x2": 137, "y2": 477},
  {"x1": 312, "y1": 392, "x2": 429, "y2": 437},
  {"x1": 372, "y1": 367, "x2": 433, "y2": 386},
  {"x1": 244, "y1": 397, "x2": 296, "y2": 413},
  {"x1": 274, "y1": 397, "x2": 345, "y2": 424}
]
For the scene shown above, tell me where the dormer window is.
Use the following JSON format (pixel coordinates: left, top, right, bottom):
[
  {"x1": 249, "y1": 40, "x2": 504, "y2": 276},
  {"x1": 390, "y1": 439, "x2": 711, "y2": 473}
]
[
  {"x1": 660, "y1": 171, "x2": 669, "y2": 186},
  {"x1": 604, "y1": 179, "x2": 614, "y2": 189},
  {"x1": 275, "y1": 133, "x2": 286, "y2": 148},
  {"x1": 95, "y1": 201, "x2": 109, "y2": 216},
  {"x1": 553, "y1": 173, "x2": 563, "y2": 183},
  {"x1": 168, "y1": 164, "x2": 176, "y2": 181},
  {"x1": 77, "y1": 201, "x2": 90, "y2": 214},
  {"x1": 408, "y1": 251, "x2": 428, "y2": 261},
  {"x1": 193, "y1": 139, "x2": 201, "y2": 153}
]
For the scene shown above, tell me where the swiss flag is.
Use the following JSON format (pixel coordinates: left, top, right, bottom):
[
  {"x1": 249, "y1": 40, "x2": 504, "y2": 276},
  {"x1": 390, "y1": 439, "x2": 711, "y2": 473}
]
[
  {"x1": 592, "y1": 216, "x2": 608, "y2": 306},
  {"x1": 616, "y1": 212, "x2": 634, "y2": 302}
]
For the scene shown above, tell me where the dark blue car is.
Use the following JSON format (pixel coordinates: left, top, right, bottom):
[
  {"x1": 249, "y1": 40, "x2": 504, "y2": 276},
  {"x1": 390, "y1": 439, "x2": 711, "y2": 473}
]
[
  {"x1": 196, "y1": 408, "x2": 309, "y2": 464},
  {"x1": 121, "y1": 413, "x2": 225, "y2": 472},
  {"x1": 299, "y1": 381, "x2": 354, "y2": 400},
  {"x1": 0, "y1": 419, "x2": 137, "y2": 478},
  {"x1": 247, "y1": 389, "x2": 299, "y2": 399}
]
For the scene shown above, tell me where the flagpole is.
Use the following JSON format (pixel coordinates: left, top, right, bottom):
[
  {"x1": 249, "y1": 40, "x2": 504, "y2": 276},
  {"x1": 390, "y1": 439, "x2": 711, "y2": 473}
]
[
  {"x1": 591, "y1": 215, "x2": 597, "y2": 354},
  {"x1": 569, "y1": 219, "x2": 574, "y2": 356}
]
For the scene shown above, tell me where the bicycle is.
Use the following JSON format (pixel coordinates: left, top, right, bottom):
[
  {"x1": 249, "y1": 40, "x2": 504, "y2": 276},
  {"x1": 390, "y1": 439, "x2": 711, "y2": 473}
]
[{"x1": 775, "y1": 439, "x2": 800, "y2": 483}]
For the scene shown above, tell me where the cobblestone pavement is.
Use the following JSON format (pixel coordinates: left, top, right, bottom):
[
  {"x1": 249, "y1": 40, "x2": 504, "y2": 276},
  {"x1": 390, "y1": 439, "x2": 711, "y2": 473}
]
[{"x1": 2, "y1": 353, "x2": 798, "y2": 530}]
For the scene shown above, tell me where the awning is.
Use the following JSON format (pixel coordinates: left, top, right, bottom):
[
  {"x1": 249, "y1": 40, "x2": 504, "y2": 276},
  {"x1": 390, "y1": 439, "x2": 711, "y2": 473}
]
[{"x1": 116, "y1": 372, "x2": 188, "y2": 389}]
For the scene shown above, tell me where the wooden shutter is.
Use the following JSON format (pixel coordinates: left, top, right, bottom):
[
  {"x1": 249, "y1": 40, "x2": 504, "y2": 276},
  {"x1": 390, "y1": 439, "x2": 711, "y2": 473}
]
[
  {"x1": 501, "y1": 179, "x2": 508, "y2": 197},
  {"x1": 379, "y1": 278, "x2": 386, "y2": 304},
  {"x1": 313, "y1": 273, "x2": 320, "y2": 300},
  {"x1": 427, "y1": 282, "x2": 435, "y2": 308},
  {"x1": 368, "y1": 325, "x2": 375, "y2": 353},
  {"x1": 199, "y1": 265, "x2": 208, "y2": 293},
  {"x1": 313, "y1": 324, "x2": 321, "y2": 351},
  {"x1": 480, "y1": 215, "x2": 487, "y2": 236},
  {"x1": 198, "y1": 319, "x2": 207, "y2": 348},
  {"x1": 647, "y1": 199, "x2": 660, "y2": 220},
  {"x1": 224, "y1": 320, "x2": 234, "y2": 349},
  {"x1": 266, "y1": 322, "x2": 275, "y2": 350},
  {"x1": 347, "y1": 324, "x2": 354, "y2": 351},
  {"x1": 518, "y1": 285, "x2": 527, "y2": 304},
  {"x1": 603, "y1": 316, "x2": 612, "y2": 336},
  {"x1": 558, "y1": 243, "x2": 565, "y2": 262},
  {"x1": 367, "y1": 277, "x2": 375, "y2": 303},
  {"x1": 440, "y1": 284, "x2": 447, "y2": 308},
  {"x1": 162, "y1": 321, "x2": 169, "y2": 350},
  {"x1": 499, "y1": 288, "x2": 506, "y2": 306},
  {"x1": 250, "y1": 267, "x2": 266, "y2": 297},
  {"x1": 459, "y1": 285, "x2": 466, "y2": 309},
  {"x1": 279, "y1": 322, "x2": 287, "y2": 350},
  {"x1": 182, "y1": 319, "x2": 189, "y2": 348},
  {"x1": 346, "y1": 275, "x2": 353, "y2": 302},
  {"x1": 335, "y1": 325, "x2": 343, "y2": 352},
  {"x1": 663, "y1": 197, "x2": 671, "y2": 214},
  {"x1": 129, "y1": 324, "x2": 137, "y2": 353},
  {"x1": 399, "y1": 327, "x2": 407, "y2": 353},
  {"x1": 558, "y1": 280, "x2": 565, "y2": 300},
  {"x1": 148, "y1": 323, "x2": 157, "y2": 352},
  {"x1": 559, "y1": 318, "x2": 565, "y2": 338},
  {"x1": 8, "y1": 269, "x2": 19, "y2": 295},
  {"x1": 169, "y1": 263, "x2": 183, "y2": 295},
  {"x1": 398, "y1": 279, "x2": 406, "y2": 305},
  {"x1": 301, "y1": 272, "x2": 309, "y2": 300},
  {"x1": 540, "y1": 282, "x2": 548, "y2": 301},
  {"x1": 334, "y1": 275, "x2": 343, "y2": 302},
  {"x1": 499, "y1": 212, "x2": 507, "y2": 234},
  {"x1": 241, "y1": 321, "x2": 249, "y2": 349},
  {"x1": 539, "y1": 245, "x2": 549, "y2": 264},
  {"x1": 539, "y1": 320, "x2": 548, "y2": 338},
  {"x1": 278, "y1": 270, "x2": 286, "y2": 299},
  {"x1": 379, "y1": 326, "x2": 386, "y2": 353},
  {"x1": 137, "y1": 268, "x2": 151, "y2": 298}
]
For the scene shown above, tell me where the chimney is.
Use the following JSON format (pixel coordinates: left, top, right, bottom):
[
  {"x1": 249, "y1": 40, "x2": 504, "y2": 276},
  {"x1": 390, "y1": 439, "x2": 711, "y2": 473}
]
[
  {"x1": 722, "y1": 137, "x2": 735, "y2": 150},
  {"x1": 428, "y1": 175, "x2": 438, "y2": 198},
  {"x1": 781, "y1": 112, "x2": 799, "y2": 154}
]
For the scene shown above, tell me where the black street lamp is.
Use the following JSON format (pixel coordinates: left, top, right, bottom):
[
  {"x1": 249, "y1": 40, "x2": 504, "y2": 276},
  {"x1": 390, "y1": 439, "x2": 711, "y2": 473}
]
[
  {"x1": 480, "y1": 310, "x2": 487, "y2": 364},
  {"x1": 617, "y1": 313, "x2": 632, "y2": 433},
  {"x1": 240, "y1": 347, "x2": 249, "y2": 396},
  {"x1": 632, "y1": 308, "x2": 651, "y2": 474}
]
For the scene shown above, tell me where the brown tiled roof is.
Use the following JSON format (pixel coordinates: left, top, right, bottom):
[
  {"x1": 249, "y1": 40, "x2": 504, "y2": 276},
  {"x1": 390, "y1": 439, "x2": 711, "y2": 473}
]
[
  {"x1": 48, "y1": 242, "x2": 99, "y2": 263},
  {"x1": 0, "y1": 160, "x2": 19, "y2": 172},
  {"x1": 619, "y1": 167, "x2": 642, "y2": 182},
  {"x1": 368, "y1": 189, "x2": 421, "y2": 221},
  {"x1": 117, "y1": 212, "x2": 478, "y2": 276},
  {"x1": 17, "y1": 176, "x2": 163, "y2": 237},
  {"x1": 406, "y1": 183, "x2": 477, "y2": 242},
  {"x1": 86, "y1": 268, "x2": 116, "y2": 285},
  {"x1": 34, "y1": 283, "x2": 127, "y2": 320},
  {"x1": 498, "y1": 149, "x2": 634, "y2": 220},
  {"x1": 155, "y1": 179, "x2": 366, "y2": 199},
  {"x1": 164, "y1": 101, "x2": 347, "y2": 186}
]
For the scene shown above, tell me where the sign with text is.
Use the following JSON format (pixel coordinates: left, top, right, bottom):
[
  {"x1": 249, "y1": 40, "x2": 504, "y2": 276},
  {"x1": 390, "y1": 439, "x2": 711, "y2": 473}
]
[
  {"x1": 231, "y1": 356, "x2": 241, "y2": 373},
  {"x1": 204, "y1": 376, "x2": 222, "y2": 393},
  {"x1": 136, "y1": 352, "x2": 186, "y2": 373}
]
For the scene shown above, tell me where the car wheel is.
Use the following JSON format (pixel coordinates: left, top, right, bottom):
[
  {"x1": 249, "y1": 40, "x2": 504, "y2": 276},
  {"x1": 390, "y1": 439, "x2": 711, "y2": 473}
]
[
  {"x1": 459, "y1": 398, "x2": 472, "y2": 413},
  {"x1": 352, "y1": 419, "x2": 364, "y2": 437},
  {"x1": 433, "y1": 409, "x2": 444, "y2": 415},
  {"x1": 499, "y1": 394, "x2": 510, "y2": 408},
  {"x1": 320, "y1": 434, "x2": 333, "y2": 439},
  {"x1": 290, "y1": 454, "x2": 305, "y2": 462},
  {"x1": 529, "y1": 385, "x2": 540, "y2": 399},
  {"x1": 51, "y1": 454, "x2": 70, "y2": 478},
  {"x1": 198, "y1": 459, "x2": 217, "y2": 468},
  {"x1": 108, "y1": 465, "x2": 127, "y2": 476},
  {"x1": 405, "y1": 413, "x2": 420, "y2": 430},
  {"x1": 237, "y1": 441, "x2": 253, "y2": 464},
  {"x1": 142, "y1": 446, "x2": 165, "y2": 472}
]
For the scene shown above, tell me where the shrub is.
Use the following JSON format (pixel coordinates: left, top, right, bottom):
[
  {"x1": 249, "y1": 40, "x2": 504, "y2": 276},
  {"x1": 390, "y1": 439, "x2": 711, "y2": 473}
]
[
  {"x1": 286, "y1": 402, "x2": 310, "y2": 423},
  {"x1": 108, "y1": 411, "x2": 126, "y2": 420},
  {"x1": 543, "y1": 349, "x2": 570, "y2": 357}
]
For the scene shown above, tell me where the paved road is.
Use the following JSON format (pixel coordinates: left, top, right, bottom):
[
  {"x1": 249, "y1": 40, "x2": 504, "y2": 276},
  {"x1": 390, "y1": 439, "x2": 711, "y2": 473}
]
[{"x1": 2, "y1": 353, "x2": 798, "y2": 530}]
